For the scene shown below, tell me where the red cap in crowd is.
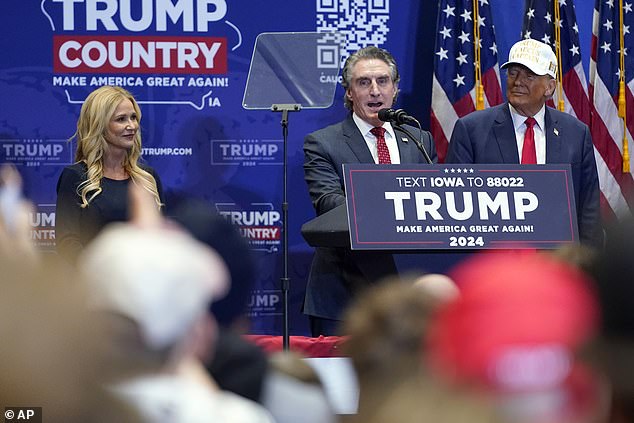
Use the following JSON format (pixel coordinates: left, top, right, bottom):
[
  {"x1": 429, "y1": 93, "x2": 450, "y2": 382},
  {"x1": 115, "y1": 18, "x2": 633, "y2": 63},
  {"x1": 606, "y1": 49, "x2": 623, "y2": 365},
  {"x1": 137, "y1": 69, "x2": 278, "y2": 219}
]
[{"x1": 426, "y1": 251, "x2": 600, "y2": 420}]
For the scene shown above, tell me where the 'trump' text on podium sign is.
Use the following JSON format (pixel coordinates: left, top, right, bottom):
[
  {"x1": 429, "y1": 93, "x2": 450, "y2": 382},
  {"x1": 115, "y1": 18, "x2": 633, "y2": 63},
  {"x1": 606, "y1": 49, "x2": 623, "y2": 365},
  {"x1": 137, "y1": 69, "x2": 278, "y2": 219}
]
[{"x1": 343, "y1": 164, "x2": 578, "y2": 250}]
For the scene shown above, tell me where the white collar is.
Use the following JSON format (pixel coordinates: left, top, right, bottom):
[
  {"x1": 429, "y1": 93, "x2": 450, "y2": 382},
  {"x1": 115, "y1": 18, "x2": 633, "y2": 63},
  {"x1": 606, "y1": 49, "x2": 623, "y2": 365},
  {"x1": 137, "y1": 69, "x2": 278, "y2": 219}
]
[
  {"x1": 352, "y1": 112, "x2": 396, "y2": 139},
  {"x1": 508, "y1": 103, "x2": 546, "y2": 131}
]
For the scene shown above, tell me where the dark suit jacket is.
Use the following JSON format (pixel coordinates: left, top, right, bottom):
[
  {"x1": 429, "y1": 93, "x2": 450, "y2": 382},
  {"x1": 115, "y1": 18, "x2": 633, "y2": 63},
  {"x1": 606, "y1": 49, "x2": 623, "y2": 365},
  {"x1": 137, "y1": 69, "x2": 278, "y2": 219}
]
[
  {"x1": 446, "y1": 103, "x2": 601, "y2": 246},
  {"x1": 303, "y1": 114, "x2": 437, "y2": 321}
]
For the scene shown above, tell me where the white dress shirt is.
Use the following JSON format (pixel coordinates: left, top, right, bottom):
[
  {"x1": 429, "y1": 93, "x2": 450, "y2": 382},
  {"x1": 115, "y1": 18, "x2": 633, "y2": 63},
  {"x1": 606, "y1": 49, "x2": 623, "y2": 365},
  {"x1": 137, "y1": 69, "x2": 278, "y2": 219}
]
[
  {"x1": 509, "y1": 104, "x2": 547, "y2": 164},
  {"x1": 352, "y1": 113, "x2": 401, "y2": 164}
]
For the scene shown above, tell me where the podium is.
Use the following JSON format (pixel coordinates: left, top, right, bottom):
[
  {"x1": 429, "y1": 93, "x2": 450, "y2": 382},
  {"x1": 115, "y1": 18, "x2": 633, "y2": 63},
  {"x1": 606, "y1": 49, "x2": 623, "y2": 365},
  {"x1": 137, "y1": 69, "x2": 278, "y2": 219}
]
[
  {"x1": 302, "y1": 163, "x2": 580, "y2": 251},
  {"x1": 300, "y1": 204, "x2": 349, "y2": 248}
]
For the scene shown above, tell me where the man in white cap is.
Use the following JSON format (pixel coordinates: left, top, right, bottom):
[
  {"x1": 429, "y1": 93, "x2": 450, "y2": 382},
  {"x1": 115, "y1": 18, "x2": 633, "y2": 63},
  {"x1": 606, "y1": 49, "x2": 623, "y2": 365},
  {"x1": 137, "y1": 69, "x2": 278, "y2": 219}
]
[{"x1": 446, "y1": 39, "x2": 601, "y2": 247}]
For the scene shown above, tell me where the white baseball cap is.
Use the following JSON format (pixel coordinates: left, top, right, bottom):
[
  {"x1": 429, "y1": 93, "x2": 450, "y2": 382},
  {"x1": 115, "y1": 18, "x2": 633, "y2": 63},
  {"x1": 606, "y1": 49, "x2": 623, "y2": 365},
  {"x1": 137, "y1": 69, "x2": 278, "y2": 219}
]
[
  {"x1": 501, "y1": 39, "x2": 557, "y2": 78},
  {"x1": 80, "y1": 224, "x2": 229, "y2": 350}
]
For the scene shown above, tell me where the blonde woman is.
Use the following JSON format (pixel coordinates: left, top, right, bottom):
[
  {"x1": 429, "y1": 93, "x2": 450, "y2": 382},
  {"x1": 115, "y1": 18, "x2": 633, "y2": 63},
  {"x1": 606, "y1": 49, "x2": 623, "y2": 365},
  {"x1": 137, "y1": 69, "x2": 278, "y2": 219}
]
[{"x1": 55, "y1": 86, "x2": 163, "y2": 263}]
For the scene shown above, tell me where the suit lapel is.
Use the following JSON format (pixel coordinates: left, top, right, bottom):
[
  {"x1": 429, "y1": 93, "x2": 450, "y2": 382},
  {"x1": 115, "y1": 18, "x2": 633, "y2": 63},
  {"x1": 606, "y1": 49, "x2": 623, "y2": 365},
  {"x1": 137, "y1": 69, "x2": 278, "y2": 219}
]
[
  {"x1": 395, "y1": 128, "x2": 413, "y2": 163},
  {"x1": 544, "y1": 108, "x2": 562, "y2": 163},
  {"x1": 343, "y1": 115, "x2": 374, "y2": 163},
  {"x1": 493, "y1": 104, "x2": 520, "y2": 163}
]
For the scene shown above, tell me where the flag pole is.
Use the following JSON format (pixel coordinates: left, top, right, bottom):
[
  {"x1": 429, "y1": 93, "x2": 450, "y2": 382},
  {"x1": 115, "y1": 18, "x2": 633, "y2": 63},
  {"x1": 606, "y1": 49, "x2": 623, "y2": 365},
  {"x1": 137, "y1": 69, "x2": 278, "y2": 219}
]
[
  {"x1": 618, "y1": 0, "x2": 630, "y2": 172},
  {"x1": 473, "y1": 0, "x2": 484, "y2": 110},
  {"x1": 553, "y1": 0, "x2": 565, "y2": 111}
]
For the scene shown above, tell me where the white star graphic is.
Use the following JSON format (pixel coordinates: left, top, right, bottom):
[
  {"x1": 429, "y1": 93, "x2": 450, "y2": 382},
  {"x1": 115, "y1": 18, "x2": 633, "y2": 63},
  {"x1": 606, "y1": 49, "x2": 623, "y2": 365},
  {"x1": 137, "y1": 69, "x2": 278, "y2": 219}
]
[
  {"x1": 560, "y1": 0, "x2": 567, "y2": 5},
  {"x1": 541, "y1": 34, "x2": 551, "y2": 44},
  {"x1": 524, "y1": 30, "x2": 532, "y2": 39},
  {"x1": 569, "y1": 45, "x2": 580, "y2": 56},
  {"x1": 601, "y1": 41, "x2": 611, "y2": 53},
  {"x1": 545, "y1": 12, "x2": 552, "y2": 23},
  {"x1": 479, "y1": 0, "x2": 489, "y2": 5},
  {"x1": 616, "y1": 68, "x2": 622, "y2": 79},
  {"x1": 458, "y1": 31, "x2": 471, "y2": 44},
  {"x1": 453, "y1": 74, "x2": 466, "y2": 87},
  {"x1": 456, "y1": 52, "x2": 468, "y2": 65},
  {"x1": 444, "y1": 168, "x2": 449, "y2": 173},
  {"x1": 440, "y1": 26, "x2": 452, "y2": 39},
  {"x1": 620, "y1": 47, "x2": 628, "y2": 56},
  {"x1": 527, "y1": 8, "x2": 535, "y2": 18},
  {"x1": 573, "y1": 23, "x2": 579, "y2": 33},
  {"x1": 436, "y1": 47, "x2": 449, "y2": 60},
  {"x1": 457, "y1": 168, "x2": 463, "y2": 173},
  {"x1": 489, "y1": 43, "x2": 498, "y2": 55},
  {"x1": 443, "y1": 4, "x2": 455, "y2": 17},
  {"x1": 469, "y1": 169, "x2": 474, "y2": 173},
  {"x1": 603, "y1": 19, "x2": 613, "y2": 31},
  {"x1": 461, "y1": 9, "x2": 472, "y2": 22},
  {"x1": 478, "y1": 15, "x2": 486, "y2": 27},
  {"x1": 450, "y1": 168, "x2": 456, "y2": 173},
  {"x1": 626, "y1": 2, "x2": 633, "y2": 13},
  {"x1": 625, "y1": 25, "x2": 630, "y2": 35},
  {"x1": 606, "y1": 0, "x2": 614, "y2": 8}
]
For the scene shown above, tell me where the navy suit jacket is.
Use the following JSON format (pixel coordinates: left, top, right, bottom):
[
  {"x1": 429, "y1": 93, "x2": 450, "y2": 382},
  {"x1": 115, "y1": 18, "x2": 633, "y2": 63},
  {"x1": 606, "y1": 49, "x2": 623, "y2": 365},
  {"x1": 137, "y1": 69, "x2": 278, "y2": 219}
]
[
  {"x1": 303, "y1": 114, "x2": 437, "y2": 321},
  {"x1": 446, "y1": 103, "x2": 601, "y2": 246}
]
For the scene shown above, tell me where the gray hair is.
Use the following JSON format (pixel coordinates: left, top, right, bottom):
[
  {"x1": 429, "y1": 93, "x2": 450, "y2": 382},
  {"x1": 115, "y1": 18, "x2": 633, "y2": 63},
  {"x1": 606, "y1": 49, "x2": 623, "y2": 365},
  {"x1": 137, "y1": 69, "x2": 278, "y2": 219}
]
[{"x1": 341, "y1": 46, "x2": 400, "y2": 110}]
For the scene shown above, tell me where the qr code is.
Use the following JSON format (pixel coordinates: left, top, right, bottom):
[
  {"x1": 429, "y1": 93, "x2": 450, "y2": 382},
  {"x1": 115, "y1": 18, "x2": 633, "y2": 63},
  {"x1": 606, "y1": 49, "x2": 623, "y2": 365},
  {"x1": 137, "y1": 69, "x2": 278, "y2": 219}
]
[{"x1": 316, "y1": 0, "x2": 390, "y2": 66}]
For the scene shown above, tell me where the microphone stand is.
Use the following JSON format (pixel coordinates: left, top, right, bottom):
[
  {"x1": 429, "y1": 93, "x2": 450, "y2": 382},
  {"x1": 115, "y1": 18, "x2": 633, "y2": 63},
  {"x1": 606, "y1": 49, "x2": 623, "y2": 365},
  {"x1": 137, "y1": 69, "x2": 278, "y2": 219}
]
[
  {"x1": 394, "y1": 120, "x2": 433, "y2": 164},
  {"x1": 271, "y1": 103, "x2": 300, "y2": 351}
]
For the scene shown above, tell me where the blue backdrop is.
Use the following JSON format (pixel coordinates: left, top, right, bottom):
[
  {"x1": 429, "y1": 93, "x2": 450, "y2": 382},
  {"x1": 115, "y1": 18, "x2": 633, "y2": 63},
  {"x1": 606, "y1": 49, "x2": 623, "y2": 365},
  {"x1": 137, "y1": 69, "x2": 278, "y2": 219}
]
[{"x1": 1, "y1": 0, "x2": 595, "y2": 335}]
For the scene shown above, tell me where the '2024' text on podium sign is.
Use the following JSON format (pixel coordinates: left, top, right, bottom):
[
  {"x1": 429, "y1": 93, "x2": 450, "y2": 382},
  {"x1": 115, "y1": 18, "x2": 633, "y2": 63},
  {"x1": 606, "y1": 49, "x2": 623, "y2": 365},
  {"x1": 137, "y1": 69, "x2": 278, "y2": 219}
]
[{"x1": 343, "y1": 164, "x2": 579, "y2": 250}]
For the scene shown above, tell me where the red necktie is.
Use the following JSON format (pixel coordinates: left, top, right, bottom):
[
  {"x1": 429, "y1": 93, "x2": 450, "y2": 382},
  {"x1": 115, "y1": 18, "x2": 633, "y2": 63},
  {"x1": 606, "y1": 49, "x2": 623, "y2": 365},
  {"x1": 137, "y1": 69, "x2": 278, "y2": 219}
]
[
  {"x1": 370, "y1": 127, "x2": 391, "y2": 164},
  {"x1": 521, "y1": 117, "x2": 537, "y2": 164}
]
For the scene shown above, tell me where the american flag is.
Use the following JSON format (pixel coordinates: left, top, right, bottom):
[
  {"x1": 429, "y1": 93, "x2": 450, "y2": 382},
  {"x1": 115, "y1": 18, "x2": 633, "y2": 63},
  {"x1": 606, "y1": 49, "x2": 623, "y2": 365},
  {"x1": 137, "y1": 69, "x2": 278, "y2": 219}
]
[
  {"x1": 589, "y1": 0, "x2": 634, "y2": 219},
  {"x1": 430, "y1": 0, "x2": 503, "y2": 163},
  {"x1": 522, "y1": 0, "x2": 591, "y2": 125}
]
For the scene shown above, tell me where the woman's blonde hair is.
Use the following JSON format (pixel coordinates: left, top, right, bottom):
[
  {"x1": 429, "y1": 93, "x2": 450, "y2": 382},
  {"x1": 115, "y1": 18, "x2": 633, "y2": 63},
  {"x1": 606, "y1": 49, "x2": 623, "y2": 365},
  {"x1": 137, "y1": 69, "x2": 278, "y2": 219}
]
[{"x1": 72, "y1": 86, "x2": 161, "y2": 208}]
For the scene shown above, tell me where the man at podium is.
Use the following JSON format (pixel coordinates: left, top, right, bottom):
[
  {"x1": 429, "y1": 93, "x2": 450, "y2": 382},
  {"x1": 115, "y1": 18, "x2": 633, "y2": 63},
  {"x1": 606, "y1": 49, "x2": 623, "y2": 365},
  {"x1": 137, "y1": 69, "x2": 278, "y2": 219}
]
[
  {"x1": 446, "y1": 39, "x2": 601, "y2": 247},
  {"x1": 303, "y1": 46, "x2": 438, "y2": 336}
]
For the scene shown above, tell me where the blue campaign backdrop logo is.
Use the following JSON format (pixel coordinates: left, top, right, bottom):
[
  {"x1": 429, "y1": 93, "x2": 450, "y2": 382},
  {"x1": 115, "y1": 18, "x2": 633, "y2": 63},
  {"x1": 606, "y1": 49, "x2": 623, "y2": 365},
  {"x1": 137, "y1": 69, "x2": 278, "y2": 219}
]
[
  {"x1": 0, "y1": 139, "x2": 74, "y2": 167},
  {"x1": 41, "y1": 0, "x2": 237, "y2": 109},
  {"x1": 247, "y1": 289, "x2": 282, "y2": 319},
  {"x1": 210, "y1": 139, "x2": 283, "y2": 166},
  {"x1": 215, "y1": 202, "x2": 282, "y2": 253},
  {"x1": 31, "y1": 203, "x2": 57, "y2": 251}
]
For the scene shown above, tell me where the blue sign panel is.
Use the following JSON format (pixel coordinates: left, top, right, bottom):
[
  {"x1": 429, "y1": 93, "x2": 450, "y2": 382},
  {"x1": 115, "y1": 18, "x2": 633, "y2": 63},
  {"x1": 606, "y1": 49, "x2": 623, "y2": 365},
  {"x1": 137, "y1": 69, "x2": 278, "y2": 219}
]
[{"x1": 344, "y1": 164, "x2": 578, "y2": 250}]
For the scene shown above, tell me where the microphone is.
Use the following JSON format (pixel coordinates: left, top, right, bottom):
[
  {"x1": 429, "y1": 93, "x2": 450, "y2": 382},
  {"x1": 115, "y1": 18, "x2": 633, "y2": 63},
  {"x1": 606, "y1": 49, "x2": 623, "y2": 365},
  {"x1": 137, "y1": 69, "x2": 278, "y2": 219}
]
[
  {"x1": 378, "y1": 108, "x2": 418, "y2": 125},
  {"x1": 378, "y1": 108, "x2": 433, "y2": 164}
]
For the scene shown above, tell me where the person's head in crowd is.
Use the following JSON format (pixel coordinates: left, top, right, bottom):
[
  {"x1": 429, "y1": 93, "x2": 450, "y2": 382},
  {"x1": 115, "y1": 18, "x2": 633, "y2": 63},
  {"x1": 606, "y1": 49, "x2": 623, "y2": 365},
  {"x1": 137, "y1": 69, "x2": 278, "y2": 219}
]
[
  {"x1": 166, "y1": 195, "x2": 256, "y2": 330},
  {"x1": 0, "y1": 256, "x2": 143, "y2": 422},
  {"x1": 426, "y1": 251, "x2": 603, "y2": 423},
  {"x1": 341, "y1": 46, "x2": 400, "y2": 126},
  {"x1": 546, "y1": 243, "x2": 600, "y2": 276},
  {"x1": 80, "y1": 222, "x2": 229, "y2": 372},
  {"x1": 342, "y1": 276, "x2": 448, "y2": 415},
  {"x1": 342, "y1": 276, "x2": 440, "y2": 380},
  {"x1": 501, "y1": 39, "x2": 558, "y2": 117},
  {"x1": 412, "y1": 272, "x2": 460, "y2": 305},
  {"x1": 73, "y1": 85, "x2": 161, "y2": 208},
  {"x1": 588, "y1": 217, "x2": 634, "y2": 422}
]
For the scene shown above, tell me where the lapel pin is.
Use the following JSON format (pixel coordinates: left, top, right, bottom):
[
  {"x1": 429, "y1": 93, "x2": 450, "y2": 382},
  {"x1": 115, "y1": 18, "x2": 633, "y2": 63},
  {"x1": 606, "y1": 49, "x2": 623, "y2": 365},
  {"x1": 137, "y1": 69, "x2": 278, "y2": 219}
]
[
  {"x1": 553, "y1": 128, "x2": 559, "y2": 136},
  {"x1": 402, "y1": 137, "x2": 409, "y2": 143}
]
